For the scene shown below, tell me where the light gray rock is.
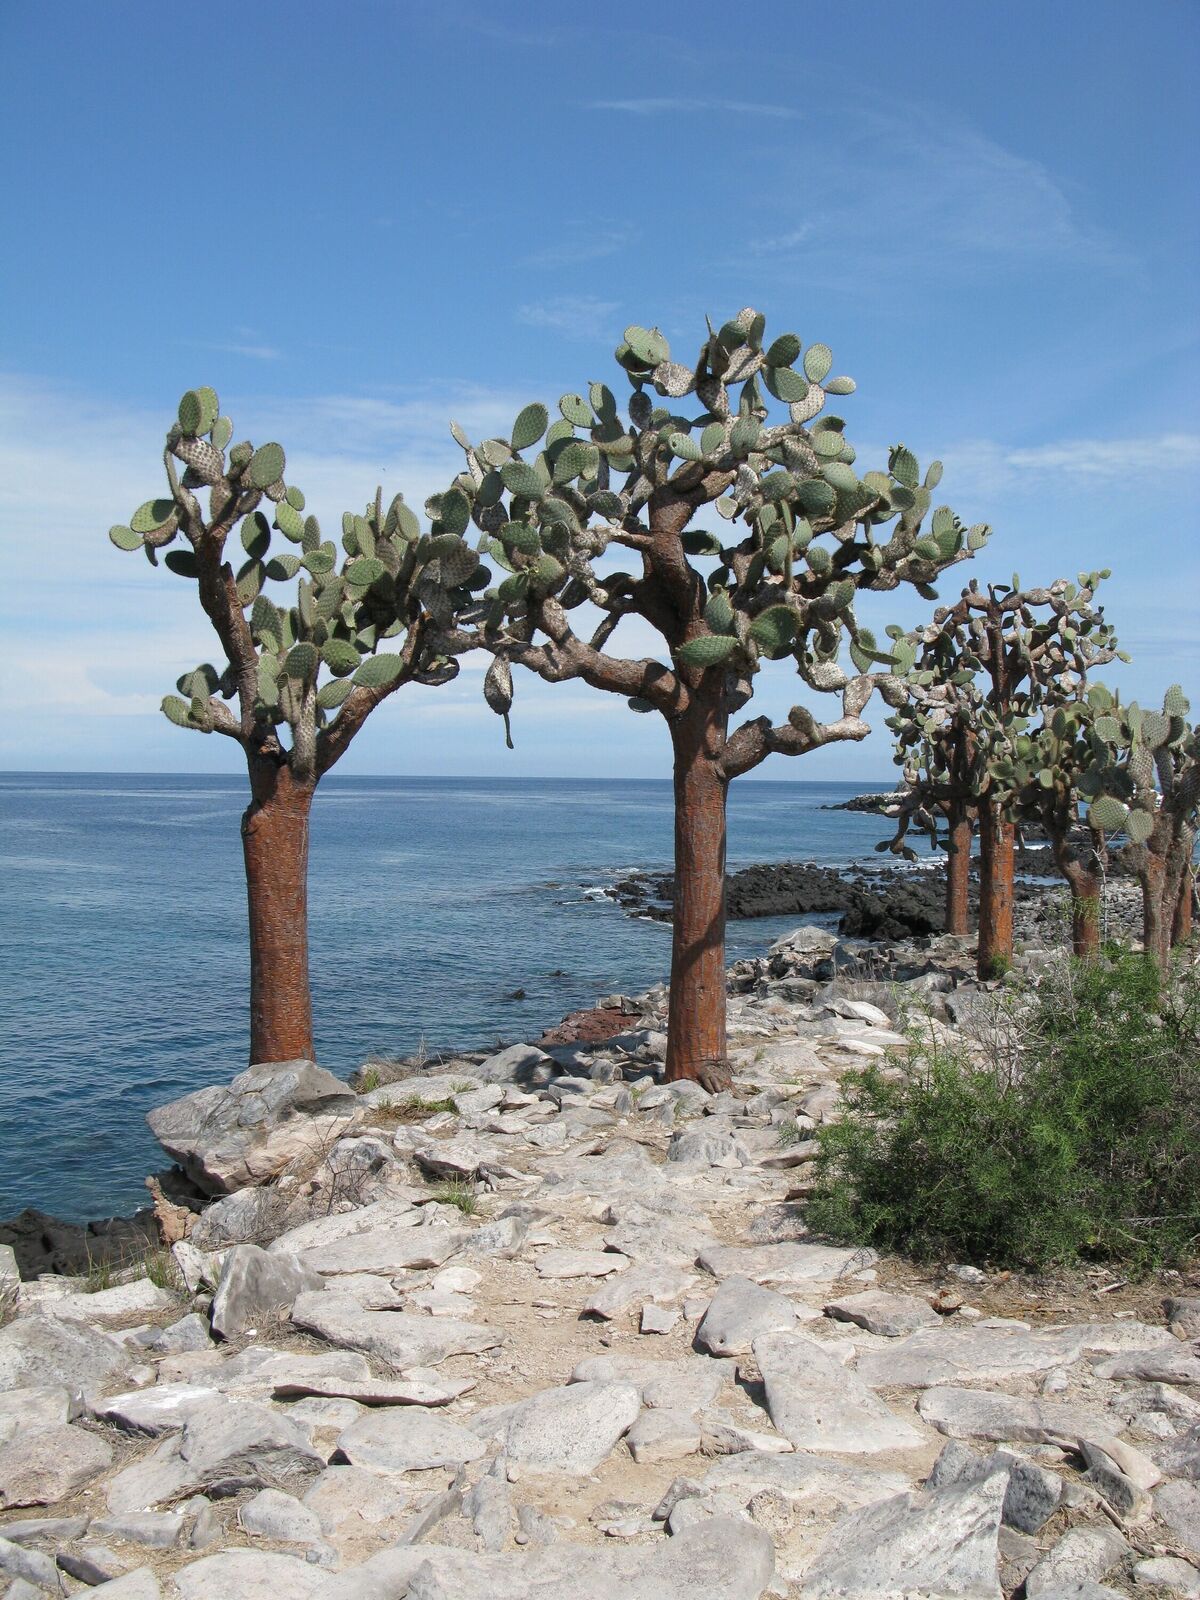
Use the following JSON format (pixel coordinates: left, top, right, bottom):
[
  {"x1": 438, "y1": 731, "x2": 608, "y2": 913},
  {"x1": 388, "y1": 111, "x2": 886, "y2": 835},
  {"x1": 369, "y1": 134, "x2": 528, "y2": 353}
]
[
  {"x1": 927, "y1": 1441, "x2": 1063, "y2": 1534},
  {"x1": 463, "y1": 1471, "x2": 510, "y2": 1551},
  {"x1": 46, "y1": 1278, "x2": 177, "y2": 1325},
  {"x1": 570, "y1": 1354, "x2": 725, "y2": 1413},
  {"x1": 753, "y1": 1332, "x2": 924, "y2": 1454},
  {"x1": 1023, "y1": 1526, "x2": 1130, "y2": 1596},
  {"x1": 210, "y1": 1243, "x2": 324, "y2": 1338},
  {"x1": 1156, "y1": 1481, "x2": 1200, "y2": 1560},
  {"x1": 171, "y1": 1547, "x2": 326, "y2": 1598},
  {"x1": 0, "y1": 1421, "x2": 112, "y2": 1508},
  {"x1": 802, "y1": 1466, "x2": 1009, "y2": 1599},
  {"x1": 92, "y1": 1512, "x2": 186, "y2": 1549},
  {"x1": 0, "y1": 1534, "x2": 60, "y2": 1593},
  {"x1": 140, "y1": 1314, "x2": 212, "y2": 1355},
  {"x1": 1081, "y1": 1438, "x2": 1152, "y2": 1522},
  {"x1": 290, "y1": 1290, "x2": 503, "y2": 1369},
  {"x1": 641, "y1": 1303, "x2": 678, "y2": 1334},
  {"x1": 857, "y1": 1324, "x2": 1089, "y2": 1389},
  {"x1": 239, "y1": 1487, "x2": 324, "y2": 1544},
  {"x1": 472, "y1": 1043, "x2": 555, "y2": 1085},
  {"x1": 58, "y1": 1543, "x2": 129, "y2": 1585},
  {"x1": 0, "y1": 1512, "x2": 88, "y2": 1541},
  {"x1": 824, "y1": 1289, "x2": 940, "y2": 1338},
  {"x1": 87, "y1": 1573, "x2": 163, "y2": 1598},
  {"x1": 266, "y1": 1195, "x2": 417, "y2": 1256},
  {"x1": 305, "y1": 1515, "x2": 773, "y2": 1600},
  {"x1": 0, "y1": 1387, "x2": 71, "y2": 1446},
  {"x1": 1133, "y1": 1555, "x2": 1200, "y2": 1596},
  {"x1": 667, "y1": 1129, "x2": 745, "y2": 1167},
  {"x1": 695, "y1": 1275, "x2": 802, "y2": 1356},
  {"x1": 1165, "y1": 1298, "x2": 1200, "y2": 1341},
  {"x1": 0, "y1": 1314, "x2": 131, "y2": 1397},
  {"x1": 333, "y1": 1408, "x2": 487, "y2": 1473},
  {"x1": 302, "y1": 1465, "x2": 413, "y2": 1535},
  {"x1": 1156, "y1": 1424, "x2": 1200, "y2": 1481},
  {"x1": 1094, "y1": 1347, "x2": 1200, "y2": 1385},
  {"x1": 90, "y1": 1384, "x2": 221, "y2": 1436},
  {"x1": 582, "y1": 1262, "x2": 696, "y2": 1320},
  {"x1": 626, "y1": 1408, "x2": 702, "y2": 1463},
  {"x1": 299, "y1": 1227, "x2": 465, "y2": 1277},
  {"x1": 703, "y1": 1449, "x2": 911, "y2": 1509},
  {"x1": 147, "y1": 1059, "x2": 358, "y2": 1195},
  {"x1": 697, "y1": 1241, "x2": 875, "y2": 1287},
  {"x1": 468, "y1": 1381, "x2": 641, "y2": 1475},
  {"x1": 0, "y1": 1249, "x2": 18, "y2": 1322},
  {"x1": 104, "y1": 1397, "x2": 323, "y2": 1511},
  {"x1": 534, "y1": 1249, "x2": 623, "y2": 1280},
  {"x1": 918, "y1": 1385, "x2": 1112, "y2": 1446}
]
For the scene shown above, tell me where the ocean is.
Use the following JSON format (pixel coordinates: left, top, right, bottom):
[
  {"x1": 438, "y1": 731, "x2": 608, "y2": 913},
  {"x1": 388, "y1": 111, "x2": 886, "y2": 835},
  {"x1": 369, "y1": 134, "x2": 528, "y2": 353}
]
[{"x1": 0, "y1": 773, "x2": 903, "y2": 1222}]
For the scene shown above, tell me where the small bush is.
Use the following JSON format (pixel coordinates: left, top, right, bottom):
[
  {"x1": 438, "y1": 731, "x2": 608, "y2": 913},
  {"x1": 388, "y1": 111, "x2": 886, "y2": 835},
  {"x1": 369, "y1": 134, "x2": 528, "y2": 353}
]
[
  {"x1": 433, "y1": 1180, "x2": 479, "y2": 1216},
  {"x1": 370, "y1": 1095, "x2": 458, "y2": 1126},
  {"x1": 807, "y1": 951, "x2": 1200, "y2": 1271}
]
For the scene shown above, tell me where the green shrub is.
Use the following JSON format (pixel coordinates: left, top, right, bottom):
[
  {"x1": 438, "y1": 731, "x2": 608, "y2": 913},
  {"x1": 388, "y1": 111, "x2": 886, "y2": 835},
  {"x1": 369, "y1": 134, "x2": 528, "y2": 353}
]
[{"x1": 807, "y1": 951, "x2": 1200, "y2": 1271}]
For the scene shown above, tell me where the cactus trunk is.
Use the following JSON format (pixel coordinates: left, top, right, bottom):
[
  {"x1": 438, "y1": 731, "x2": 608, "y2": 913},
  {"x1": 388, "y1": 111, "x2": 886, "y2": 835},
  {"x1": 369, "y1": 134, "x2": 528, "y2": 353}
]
[
  {"x1": 242, "y1": 757, "x2": 315, "y2": 1064},
  {"x1": 665, "y1": 687, "x2": 730, "y2": 1088},
  {"x1": 977, "y1": 802, "x2": 1015, "y2": 978},
  {"x1": 944, "y1": 802, "x2": 972, "y2": 935},
  {"x1": 1174, "y1": 866, "x2": 1194, "y2": 946},
  {"x1": 1142, "y1": 852, "x2": 1170, "y2": 970}
]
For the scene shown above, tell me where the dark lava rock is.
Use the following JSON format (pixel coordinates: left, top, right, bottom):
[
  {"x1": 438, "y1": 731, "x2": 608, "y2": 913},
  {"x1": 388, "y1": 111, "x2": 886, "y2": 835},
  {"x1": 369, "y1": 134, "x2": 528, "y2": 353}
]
[
  {"x1": 540, "y1": 1003, "x2": 643, "y2": 1047},
  {"x1": 0, "y1": 1206, "x2": 160, "y2": 1280}
]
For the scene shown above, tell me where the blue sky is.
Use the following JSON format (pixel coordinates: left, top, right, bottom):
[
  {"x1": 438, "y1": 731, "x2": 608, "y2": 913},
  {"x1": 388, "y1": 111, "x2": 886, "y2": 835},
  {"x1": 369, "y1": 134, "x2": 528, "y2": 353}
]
[{"x1": 1, "y1": 0, "x2": 1196, "y2": 781}]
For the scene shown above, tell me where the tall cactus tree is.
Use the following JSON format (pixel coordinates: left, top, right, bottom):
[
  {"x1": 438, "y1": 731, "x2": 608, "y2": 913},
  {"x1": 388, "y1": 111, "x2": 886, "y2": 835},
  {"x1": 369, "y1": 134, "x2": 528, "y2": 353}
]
[
  {"x1": 882, "y1": 685, "x2": 978, "y2": 935},
  {"x1": 110, "y1": 388, "x2": 484, "y2": 1064},
  {"x1": 1085, "y1": 687, "x2": 1198, "y2": 967},
  {"x1": 442, "y1": 310, "x2": 989, "y2": 1086},
  {"x1": 885, "y1": 574, "x2": 1121, "y2": 977}
]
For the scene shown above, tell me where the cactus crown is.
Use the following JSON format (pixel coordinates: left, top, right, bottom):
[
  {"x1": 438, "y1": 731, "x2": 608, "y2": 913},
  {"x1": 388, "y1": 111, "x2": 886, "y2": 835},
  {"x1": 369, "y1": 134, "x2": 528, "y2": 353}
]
[{"x1": 109, "y1": 389, "x2": 484, "y2": 776}]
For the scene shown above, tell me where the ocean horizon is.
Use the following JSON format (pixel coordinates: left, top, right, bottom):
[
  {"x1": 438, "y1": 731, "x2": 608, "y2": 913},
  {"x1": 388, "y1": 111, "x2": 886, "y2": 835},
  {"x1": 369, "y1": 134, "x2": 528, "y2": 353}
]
[{"x1": 0, "y1": 771, "x2": 906, "y2": 1222}]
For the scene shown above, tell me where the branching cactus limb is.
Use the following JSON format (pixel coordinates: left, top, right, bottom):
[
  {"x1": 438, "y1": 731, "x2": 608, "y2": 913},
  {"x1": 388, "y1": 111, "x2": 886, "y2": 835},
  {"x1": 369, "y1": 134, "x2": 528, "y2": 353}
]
[
  {"x1": 109, "y1": 389, "x2": 484, "y2": 1064},
  {"x1": 1082, "y1": 686, "x2": 1198, "y2": 967},
  {"x1": 443, "y1": 310, "x2": 990, "y2": 1083}
]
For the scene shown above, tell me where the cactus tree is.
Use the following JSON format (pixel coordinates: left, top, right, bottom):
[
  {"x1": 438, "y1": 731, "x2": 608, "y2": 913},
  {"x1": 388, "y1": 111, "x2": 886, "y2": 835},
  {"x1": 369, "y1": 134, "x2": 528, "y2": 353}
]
[
  {"x1": 1084, "y1": 687, "x2": 1198, "y2": 966},
  {"x1": 110, "y1": 388, "x2": 484, "y2": 1065},
  {"x1": 442, "y1": 310, "x2": 988, "y2": 1086},
  {"x1": 885, "y1": 574, "x2": 1120, "y2": 976}
]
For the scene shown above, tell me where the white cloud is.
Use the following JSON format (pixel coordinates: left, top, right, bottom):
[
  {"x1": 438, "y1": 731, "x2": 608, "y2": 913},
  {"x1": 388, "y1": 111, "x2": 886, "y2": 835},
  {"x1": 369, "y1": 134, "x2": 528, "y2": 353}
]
[
  {"x1": 592, "y1": 97, "x2": 800, "y2": 120},
  {"x1": 517, "y1": 296, "x2": 621, "y2": 341},
  {"x1": 524, "y1": 225, "x2": 636, "y2": 269},
  {"x1": 940, "y1": 432, "x2": 1200, "y2": 495}
]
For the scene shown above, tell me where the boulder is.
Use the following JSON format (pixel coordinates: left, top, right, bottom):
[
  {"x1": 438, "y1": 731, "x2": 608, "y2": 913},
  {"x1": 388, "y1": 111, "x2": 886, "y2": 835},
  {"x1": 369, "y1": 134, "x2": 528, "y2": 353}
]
[
  {"x1": 468, "y1": 1381, "x2": 641, "y2": 1475},
  {"x1": 824, "y1": 1289, "x2": 939, "y2": 1338},
  {"x1": 753, "y1": 1332, "x2": 924, "y2": 1454},
  {"x1": 298, "y1": 1227, "x2": 465, "y2": 1277},
  {"x1": 171, "y1": 1548, "x2": 326, "y2": 1598},
  {"x1": 1023, "y1": 1525, "x2": 1130, "y2": 1596},
  {"x1": 703, "y1": 1449, "x2": 911, "y2": 1510},
  {"x1": 856, "y1": 1324, "x2": 1088, "y2": 1389},
  {"x1": 147, "y1": 1060, "x2": 358, "y2": 1195},
  {"x1": 0, "y1": 1314, "x2": 132, "y2": 1397},
  {"x1": 290, "y1": 1291, "x2": 503, "y2": 1370},
  {"x1": 334, "y1": 1408, "x2": 487, "y2": 1473},
  {"x1": 696, "y1": 1241, "x2": 875, "y2": 1287},
  {"x1": 695, "y1": 1275, "x2": 804, "y2": 1356},
  {"x1": 210, "y1": 1243, "x2": 324, "y2": 1338},
  {"x1": 472, "y1": 1043, "x2": 555, "y2": 1085},
  {"x1": 0, "y1": 1421, "x2": 113, "y2": 1508},
  {"x1": 802, "y1": 1467, "x2": 1009, "y2": 1598}
]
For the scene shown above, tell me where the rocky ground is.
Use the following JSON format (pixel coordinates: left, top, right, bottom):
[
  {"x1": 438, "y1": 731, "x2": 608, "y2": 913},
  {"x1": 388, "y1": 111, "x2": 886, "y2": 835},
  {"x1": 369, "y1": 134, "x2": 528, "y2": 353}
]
[{"x1": 1, "y1": 927, "x2": 1197, "y2": 1599}]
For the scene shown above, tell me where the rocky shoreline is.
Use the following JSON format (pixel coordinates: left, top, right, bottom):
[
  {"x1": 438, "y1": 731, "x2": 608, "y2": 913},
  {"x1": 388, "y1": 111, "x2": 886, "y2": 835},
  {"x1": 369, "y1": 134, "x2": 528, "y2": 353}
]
[{"x1": 1, "y1": 920, "x2": 1195, "y2": 1598}]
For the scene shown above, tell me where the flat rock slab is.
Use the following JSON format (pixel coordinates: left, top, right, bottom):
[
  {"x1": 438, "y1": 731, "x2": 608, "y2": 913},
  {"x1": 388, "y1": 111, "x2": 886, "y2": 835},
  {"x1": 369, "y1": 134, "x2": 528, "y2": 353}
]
[
  {"x1": 626, "y1": 1408, "x2": 703, "y2": 1464},
  {"x1": 266, "y1": 1196, "x2": 417, "y2": 1256},
  {"x1": 0, "y1": 1385, "x2": 71, "y2": 1444},
  {"x1": 1155, "y1": 1480, "x2": 1200, "y2": 1560},
  {"x1": 47, "y1": 1279, "x2": 177, "y2": 1325},
  {"x1": 0, "y1": 1422, "x2": 113, "y2": 1508},
  {"x1": 697, "y1": 1241, "x2": 876, "y2": 1287},
  {"x1": 171, "y1": 1547, "x2": 327, "y2": 1598},
  {"x1": 334, "y1": 1408, "x2": 487, "y2": 1473},
  {"x1": 1023, "y1": 1525, "x2": 1131, "y2": 1596},
  {"x1": 1093, "y1": 1347, "x2": 1200, "y2": 1384},
  {"x1": 571, "y1": 1353, "x2": 726, "y2": 1413},
  {"x1": 857, "y1": 1325, "x2": 1090, "y2": 1389},
  {"x1": 86, "y1": 1572, "x2": 163, "y2": 1598},
  {"x1": 272, "y1": 1372, "x2": 472, "y2": 1407},
  {"x1": 703, "y1": 1449, "x2": 912, "y2": 1510},
  {"x1": 0, "y1": 1314, "x2": 132, "y2": 1396},
  {"x1": 825, "y1": 1289, "x2": 940, "y2": 1338},
  {"x1": 802, "y1": 1466, "x2": 1008, "y2": 1599},
  {"x1": 695, "y1": 1274, "x2": 806, "y2": 1356},
  {"x1": 90, "y1": 1384, "x2": 222, "y2": 1436},
  {"x1": 307, "y1": 1514, "x2": 774, "y2": 1600},
  {"x1": 753, "y1": 1332, "x2": 924, "y2": 1454},
  {"x1": 211, "y1": 1243, "x2": 324, "y2": 1338},
  {"x1": 534, "y1": 1248, "x2": 624, "y2": 1280},
  {"x1": 582, "y1": 1262, "x2": 698, "y2": 1320},
  {"x1": 148, "y1": 1059, "x2": 358, "y2": 1195},
  {"x1": 300, "y1": 1227, "x2": 466, "y2": 1277},
  {"x1": 918, "y1": 1386, "x2": 1114, "y2": 1448},
  {"x1": 291, "y1": 1290, "x2": 503, "y2": 1370},
  {"x1": 468, "y1": 1380, "x2": 641, "y2": 1474}
]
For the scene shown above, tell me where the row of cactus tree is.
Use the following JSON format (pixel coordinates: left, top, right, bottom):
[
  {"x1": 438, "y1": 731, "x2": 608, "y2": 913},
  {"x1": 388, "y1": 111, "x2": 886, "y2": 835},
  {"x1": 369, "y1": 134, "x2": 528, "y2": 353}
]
[{"x1": 110, "y1": 312, "x2": 1196, "y2": 1075}]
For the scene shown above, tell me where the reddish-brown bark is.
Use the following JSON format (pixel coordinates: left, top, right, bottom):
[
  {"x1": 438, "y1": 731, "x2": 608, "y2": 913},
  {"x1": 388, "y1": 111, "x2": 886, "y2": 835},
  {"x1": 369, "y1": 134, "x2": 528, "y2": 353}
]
[
  {"x1": 977, "y1": 804, "x2": 1015, "y2": 978},
  {"x1": 1049, "y1": 831, "x2": 1103, "y2": 960},
  {"x1": 664, "y1": 686, "x2": 731, "y2": 1089},
  {"x1": 242, "y1": 758, "x2": 315, "y2": 1064},
  {"x1": 1174, "y1": 868, "x2": 1195, "y2": 946},
  {"x1": 944, "y1": 803, "x2": 972, "y2": 935}
]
